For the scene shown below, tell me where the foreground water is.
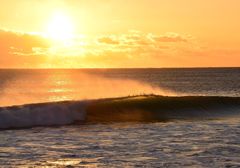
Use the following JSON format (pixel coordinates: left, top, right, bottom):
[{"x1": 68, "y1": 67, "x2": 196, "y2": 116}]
[
  {"x1": 0, "y1": 68, "x2": 240, "y2": 167},
  {"x1": 1, "y1": 121, "x2": 240, "y2": 167}
]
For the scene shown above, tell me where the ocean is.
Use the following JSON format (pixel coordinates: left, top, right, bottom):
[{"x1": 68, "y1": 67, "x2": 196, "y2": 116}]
[{"x1": 0, "y1": 68, "x2": 240, "y2": 167}]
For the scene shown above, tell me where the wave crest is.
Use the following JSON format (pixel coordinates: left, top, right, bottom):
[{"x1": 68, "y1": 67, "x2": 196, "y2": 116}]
[{"x1": 1, "y1": 95, "x2": 240, "y2": 129}]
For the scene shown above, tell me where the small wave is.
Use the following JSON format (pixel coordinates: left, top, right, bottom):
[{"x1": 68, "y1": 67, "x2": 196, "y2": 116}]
[{"x1": 0, "y1": 95, "x2": 240, "y2": 129}]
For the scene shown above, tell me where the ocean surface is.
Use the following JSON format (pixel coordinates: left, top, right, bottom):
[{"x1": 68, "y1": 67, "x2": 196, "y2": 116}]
[{"x1": 0, "y1": 68, "x2": 240, "y2": 167}]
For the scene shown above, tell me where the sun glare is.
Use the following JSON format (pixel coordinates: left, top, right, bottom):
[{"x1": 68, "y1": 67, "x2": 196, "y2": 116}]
[{"x1": 46, "y1": 12, "x2": 74, "y2": 41}]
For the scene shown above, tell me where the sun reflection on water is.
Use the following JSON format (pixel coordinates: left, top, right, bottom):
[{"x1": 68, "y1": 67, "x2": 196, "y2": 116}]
[{"x1": 46, "y1": 158, "x2": 99, "y2": 167}]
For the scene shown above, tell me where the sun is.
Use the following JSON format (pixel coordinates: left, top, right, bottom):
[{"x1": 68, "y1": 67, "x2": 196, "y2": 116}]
[{"x1": 46, "y1": 11, "x2": 74, "y2": 41}]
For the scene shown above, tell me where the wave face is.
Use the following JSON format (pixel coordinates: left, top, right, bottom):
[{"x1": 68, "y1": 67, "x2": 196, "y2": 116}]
[
  {"x1": 1, "y1": 95, "x2": 240, "y2": 129},
  {"x1": 86, "y1": 96, "x2": 240, "y2": 122}
]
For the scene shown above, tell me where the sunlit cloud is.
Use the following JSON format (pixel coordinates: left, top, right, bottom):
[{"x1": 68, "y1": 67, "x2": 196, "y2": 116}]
[
  {"x1": 152, "y1": 33, "x2": 189, "y2": 43},
  {"x1": 97, "y1": 37, "x2": 120, "y2": 45},
  {"x1": 0, "y1": 28, "x2": 239, "y2": 68},
  {"x1": 0, "y1": 29, "x2": 49, "y2": 52}
]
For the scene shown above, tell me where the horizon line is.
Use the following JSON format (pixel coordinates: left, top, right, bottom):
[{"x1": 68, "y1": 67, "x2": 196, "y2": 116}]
[{"x1": 0, "y1": 66, "x2": 240, "y2": 70}]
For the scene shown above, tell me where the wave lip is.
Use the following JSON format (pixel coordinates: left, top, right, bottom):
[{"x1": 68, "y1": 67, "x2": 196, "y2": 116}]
[{"x1": 0, "y1": 95, "x2": 240, "y2": 129}]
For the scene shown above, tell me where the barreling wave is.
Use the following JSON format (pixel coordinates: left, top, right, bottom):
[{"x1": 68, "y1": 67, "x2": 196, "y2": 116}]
[{"x1": 1, "y1": 95, "x2": 240, "y2": 129}]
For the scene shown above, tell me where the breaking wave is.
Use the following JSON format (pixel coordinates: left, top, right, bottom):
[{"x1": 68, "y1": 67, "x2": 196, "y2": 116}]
[{"x1": 0, "y1": 95, "x2": 240, "y2": 129}]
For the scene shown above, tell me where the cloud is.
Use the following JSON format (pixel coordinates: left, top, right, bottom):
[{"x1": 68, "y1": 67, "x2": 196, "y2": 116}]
[
  {"x1": 92, "y1": 31, "x2": 178, "y2": 57},
  {"x1": 0, "y1": 29, "x2": 50, "y2": 68},
  {"x1": 97, "y1": 37, "x2": 119, "y2": 45},
  {"x1": 95, "y1": 32, "x2": 154, "y2": 49},
  {"x1": 96, "y1": 31, "x2": 190, "y2": 49},
  {"x1": 0, "y1": 29, "x2": 50, "y2": 52},
  {"x1": 1, "y1": 28, "x2": 238, "y2": 68},
  {"x1": 153, "y1": 33, "x2": 189, "y2": 43}
]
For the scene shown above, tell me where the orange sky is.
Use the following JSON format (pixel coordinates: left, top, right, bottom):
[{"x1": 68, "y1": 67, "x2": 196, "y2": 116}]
[{"x1": 0, "y1": 0, "x2": 240, "y2": 68}]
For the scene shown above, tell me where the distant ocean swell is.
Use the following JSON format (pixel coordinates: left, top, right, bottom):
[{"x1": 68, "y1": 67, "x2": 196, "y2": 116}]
[{"x1": 0, "y1": 95, "x2": 240, "y2": 129}]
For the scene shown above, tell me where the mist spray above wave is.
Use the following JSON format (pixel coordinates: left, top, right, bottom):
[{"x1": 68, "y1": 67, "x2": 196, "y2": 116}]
[
  {"x1": 0, "y1": 71, "x2": 176, "y2": 107},
  {"x1": 0, "y1": 95, "x2": 240, "y2": 129}
]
